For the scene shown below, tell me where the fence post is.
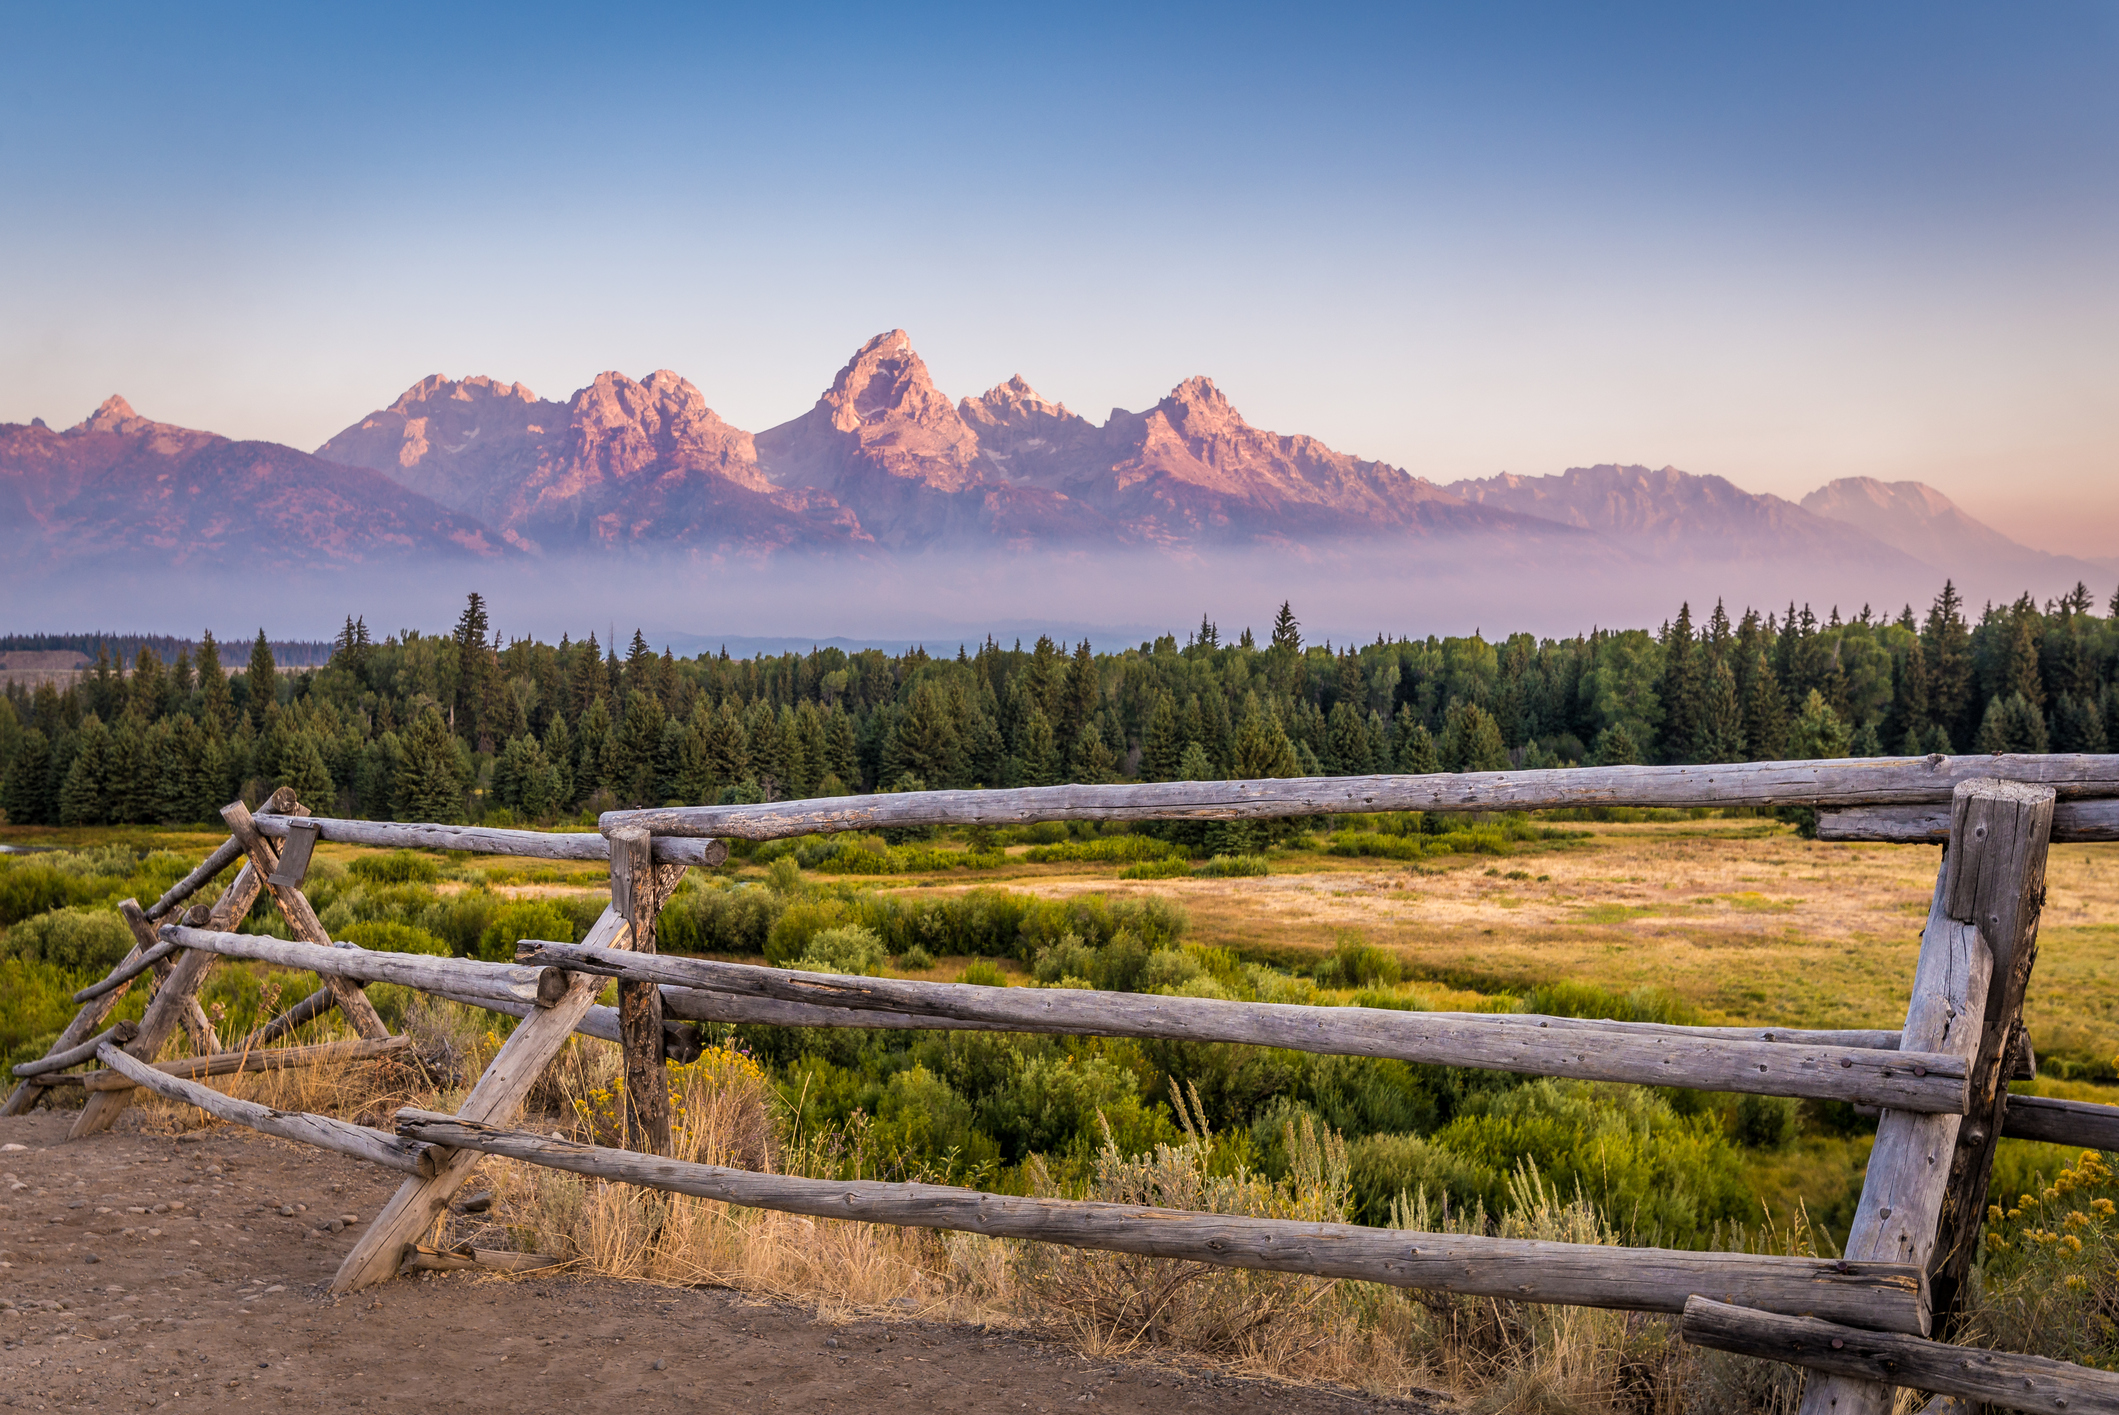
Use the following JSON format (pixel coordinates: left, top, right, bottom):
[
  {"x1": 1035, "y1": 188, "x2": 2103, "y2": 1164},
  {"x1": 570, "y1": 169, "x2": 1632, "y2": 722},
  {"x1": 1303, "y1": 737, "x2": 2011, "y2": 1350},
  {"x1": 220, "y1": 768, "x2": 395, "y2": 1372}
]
[
  {"x1": 610, "y1": 826, "x2": 670, "y2": 1154},
  {"x1": 223, "y1": 798, "x2": 391, "y2": 1041},
  {"x1": 1797, "y1": 778, "x2": 2053, "y2": 1415},
  {"x1": 1926, "y1": 779, "x2": 2058, "y2": 1332}
]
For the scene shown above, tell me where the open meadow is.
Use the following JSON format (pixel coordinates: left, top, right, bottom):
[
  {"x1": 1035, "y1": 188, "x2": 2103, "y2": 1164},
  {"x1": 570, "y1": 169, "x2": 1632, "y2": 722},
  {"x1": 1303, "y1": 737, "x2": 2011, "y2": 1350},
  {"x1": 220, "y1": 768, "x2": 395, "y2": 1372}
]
[{"x1": 6, "y1": 810, "x2": 2119, "y2": 1411}]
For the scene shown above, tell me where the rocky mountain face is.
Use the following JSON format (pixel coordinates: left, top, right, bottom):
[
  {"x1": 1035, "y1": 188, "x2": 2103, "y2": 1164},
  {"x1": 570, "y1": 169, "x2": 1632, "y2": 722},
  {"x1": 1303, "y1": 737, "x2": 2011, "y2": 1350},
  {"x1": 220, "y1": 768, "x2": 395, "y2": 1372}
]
[
  {"x1": 0, "y1": 397, "x2": 505, "y2": 567},
  {"x1": 7, "y1": 333, "x2": 2079, "y2": 584}
]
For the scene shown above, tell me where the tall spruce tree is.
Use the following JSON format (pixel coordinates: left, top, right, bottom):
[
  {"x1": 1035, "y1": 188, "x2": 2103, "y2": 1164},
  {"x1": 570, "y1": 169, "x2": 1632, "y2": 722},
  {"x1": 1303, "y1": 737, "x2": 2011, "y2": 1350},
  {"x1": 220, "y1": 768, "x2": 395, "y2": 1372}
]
[
  {"x1": 1923, "y1": 581, "x2": 1973, "y2": 746},
  {"x1": 1693, "y1": 657, "x2": 1746, "y2": 763},
  {"x1": 246, "y1": 630, "x2": 277, "y2": 730},
  {"x1": 1658, "y1": 604, "x2": 1699, "y2": 763},
  {"x1": 394, "y1": 706, "x2": 466, "y2": 823}
]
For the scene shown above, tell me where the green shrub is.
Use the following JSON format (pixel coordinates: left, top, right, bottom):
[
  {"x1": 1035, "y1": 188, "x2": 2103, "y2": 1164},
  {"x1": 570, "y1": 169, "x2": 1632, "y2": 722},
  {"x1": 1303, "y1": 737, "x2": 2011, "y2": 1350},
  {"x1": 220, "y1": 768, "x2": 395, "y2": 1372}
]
[
  {"x1": 1732, "y1": 1093, "x2": 1800, "y2": 1150},
  {"x1": 1310, "y1": 933, "x2": 1401, "y2": 990},
  {"x1": 897, "y1": 944, "x2": 936, "y2": 971},
  {"x1": 1325, "y1": 833, "x2": 1429, "y2": 861},
  {"x1": 1195, "y1": 854, "x2": 1268, "y2": 878},
  {"x1": 1521, "y1": 980, "x2": 1698, "y2": 1026},
  {"x1": 3, "y1": 906, "x2": 133, "y2": 972},
  {"x1": 422, "y1": 888, "x2": 501, "y2": 957},
  {"x1": 339, "y1": 920, "x2": 451, "y2": 957},
  {"x1": 0, "y1": 863, "x2": 109, "y2": 925},
  {"x1": 348, "y1": 851, "x2": 442, "y2": 885},
  {"x1": 793, "y1": 924, "x2": 888, "y2": 977},
  {"x1": 958, "y1": 959, "x2": 1007, "y2": 986},
  {"x1": 1021, "y1": 836, "x2": 1181, "y2": 865},
  {"x1": 1347, "y1": 1131, "x2": 1502, "y2": 1226},
  {"x1": 1119, "y1": 857, "x2": 1193, "y2": 880},
  {"x1": 764, "y1": 898, "x2": 852, "y2": 965},
  {"x1": 474, "y1": 899, "x2": 579, "y2": 963},
  {"x1": 658, "y1": 881, "x2": 782, "y2": 955}
]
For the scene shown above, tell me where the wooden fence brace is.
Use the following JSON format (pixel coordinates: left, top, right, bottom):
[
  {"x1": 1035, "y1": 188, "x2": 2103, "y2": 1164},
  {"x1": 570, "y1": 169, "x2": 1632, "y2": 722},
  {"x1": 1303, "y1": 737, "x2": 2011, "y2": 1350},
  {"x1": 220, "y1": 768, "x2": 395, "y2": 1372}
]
[
  {"x1": 243, "y1": 988, "x2": 337, "y2": 1049},
  {"x1": 1683, "y1": 1296, "x2": 2119, "y2": 1415},
  {"x1": 161, "y1": 926, "x2": 551, "y2": 1006},
  {"x1": 393, "y1": 1108, "x2": 1932, "y2": 1332},
  {"x1": 117, "y1": 899, "x2": 219, "y2": 1055},
  {"x1": 1819, "y1": 797, "x2": 2119, "y2": 844},
  {"x1": 72, "y1": 937, "x2": 182, "y2": 1004},
  {"x1": 11, "y1": 1021, "x2": 139, "y2": 1078},
  {"x1": 330, "y1": 905, "x2": 637, "y2": 1294},
  {"x1": 69, "y1": 789, "x2": 293, "y2": 1138},
  {"x1": 143, "y1": 833, "x2": 246, "y2": 921},
  {"x1": 518, "y1": 942, "x2": 1973, "y2": 1114},
  {"x1": 610, "y1": 826, "x2": 672, "y2": 1153},
  {"x1": 250, "y1": 812, "x2": 728, "y2": 867},
  {"x1": 93, "y1": 1043, "x2": 436, "y2": 1177},
  {"x1": 1798, "y1": 779, "x2": 2053, "y2": 1415},
  {"x1": 223, "y1": 799, "x2": 390, "y2": 1041},
  {"x1": 1997, "y1": 1093, "x2": 2119, "y2": 1150},
  {"x1": 42, "y1": 1036, "x2": 413, "y2": 1091},
  {"x1": 1928, "y1": 780, "x2": 2059, "y2": 1330},
  {"x1": 598, "y1": 754, "x2": 2119, "y2": 842}
]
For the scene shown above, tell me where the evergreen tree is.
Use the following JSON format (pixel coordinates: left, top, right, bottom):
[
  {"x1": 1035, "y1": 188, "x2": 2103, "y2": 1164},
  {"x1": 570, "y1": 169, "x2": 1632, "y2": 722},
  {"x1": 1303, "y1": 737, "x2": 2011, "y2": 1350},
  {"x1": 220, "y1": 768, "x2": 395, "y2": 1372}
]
[
  {"x1": 1230, "y1": 695, "x2": 1301, "y2": 778},
  {"x1": 280, "y1": 732, "x2": 336, "y2": 809},
  {"x1": 1141, "y1": 694, "x2": 1183, "y2": 782},
  {"x1": 58, "y1": 715, "x2": 111, "y2": 825},
  {"x1": 2002, "y1": 611, "x2": 2045, "y2": 709},
  {"x1": 1741, "y1": 650, "x2": 1788, "y2": 760},
  {"x1": 1787, "y1": 690, "x2": 1852, "y2": 760},
  {"x1": 452, "y1": 592, "x2": 492, "y2": 744},
  {"x1": 2050, "y1": 694, "x2": 2109, "y2": 754},
  {"x1": 2, "y1": 728, "x2": 52, "y2": 825},
  {"x1": 1590, "y1": 722, "x2": 1642, "y2": 766},
  {"x1": 611, "y1": 691, "x2": 666, "y2": 805},
  {"x1": 394, "y1": 706, "x2": 467, "y2": 823},
  {"x1": 1270, "y1": 602, "x2": 1301, "y2": 653},
  {"x1": 1889, "y1": 637, "x2": 1931, "y2": 750},
  {"x1": 130, "y1": 646, "x2": 168, "y2": 720},
  {"x1": 1014, "y1": 704, "x2": 1061, "y2": 786},
  {"x1": 885, "y1": 682, "x2": 960, "y2": 788},
  {"x1": 1395, "y1": 716, "x2": 1440, "y2": 774},
  {"x1": 823, "y1": 706, "x2": 860, "y2": 791},
  {"x1": 1438, "y1": 700, "x2": 1508, "y2": 772},
  {"x1": 1325, "y1": 699, "x2": 1373, "y2": 775},
  {"x1": 1071, "y1": 723, "x2": 1117, "y2": 783},
  {"x1": 1057, "y1": 640, "x2": 1098, "y2": 772},
  {"x1": 1175, "y1": 741, "x2": 1215, "y2": 781},
  {"x1": 541, "y1": 712, "x2": 575, "y2": 809},
  {"x1": 1692, "y1": 657, "x2": 1746, "y2": 763},
  {"x1": 1974, "y1": 694, "x2": 2049, "y2": 754},
  {"x1": 1923, "y1": 581, "x2": 1973, "y2": 745},
  {"x1": 246, "y1": 630, "x2": 278, "y2": 730},
  {"x1": 1658, "y1": 604, "x2": 1698, "y2": 763},
  {"x1": 574, "y1": 697, "x2": 614, "y2": 801}
]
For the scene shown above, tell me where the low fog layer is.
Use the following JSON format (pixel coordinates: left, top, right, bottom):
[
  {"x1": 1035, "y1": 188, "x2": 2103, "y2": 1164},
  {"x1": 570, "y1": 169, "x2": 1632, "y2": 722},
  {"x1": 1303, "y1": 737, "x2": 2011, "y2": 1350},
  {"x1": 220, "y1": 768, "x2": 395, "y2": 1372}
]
[{"x1": 6, "y1": 539, "x2": 2103, "y2": 649}]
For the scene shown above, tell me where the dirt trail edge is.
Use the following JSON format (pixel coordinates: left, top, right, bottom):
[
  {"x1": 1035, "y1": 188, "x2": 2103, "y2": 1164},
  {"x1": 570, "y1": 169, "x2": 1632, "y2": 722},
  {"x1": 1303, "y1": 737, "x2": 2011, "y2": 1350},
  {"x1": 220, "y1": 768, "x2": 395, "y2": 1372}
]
[{"x1": 0, "y1": 1111, "x2": 1449, "y2": 1413}]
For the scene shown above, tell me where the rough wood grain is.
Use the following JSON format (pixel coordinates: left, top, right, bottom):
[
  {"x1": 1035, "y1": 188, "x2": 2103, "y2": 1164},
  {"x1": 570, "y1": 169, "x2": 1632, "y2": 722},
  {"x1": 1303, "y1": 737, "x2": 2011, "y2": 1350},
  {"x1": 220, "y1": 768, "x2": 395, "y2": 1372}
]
[
  {"x1": 144, "y1": 834, "x2": 245, "y2": 920},
  {"x1": 224, "y1": 800, "x2": 390, "y2": 1041},
  {"x1": 1684, "y1": 1296, "x2": 2119, "y2": 1415},
  {"x1": 42, "y1": 1035, "x2": 413, "y2": 1090},
  {"x1": 600, "y1": 754, "x2": 2119, "y2": 841},
  {"x1": 330, "y1": 905, "x2": 635, "y2": 1294},
  {"x1": 10, "y1": 1021, "x2": 138, "y2": 1078},
  {"x1": 161, "y1": 924, "x2": 550, "y2": 1004},
  {"x1": 1999, "y1": 1094, "x2": 2119, "y2": 1149},
  {"x1": 251, "y1": 812, "x2": 727, "y2": 866},
  {"x1": 70, "y1": 803, "x2": 283, "y2": 1139},
  {"x1": 92, "y1": 1043, "x2": 435, "y2": 1175},
  {"x1": 1930, "y1": 779, "x2": 2057, "y2": 1330},
  {"x1": 518, "y1": 943, "x2": 1971, "y2": 1112},
  {"x1": 394, "y1": 1109, "x2": 1930, "y2": 1331},
  {"x1": 1818, "y1": 797, "x2": 2119, "y2": 844},
  {"x1": 610, "y1": 827, "x2": 671, "y2": 1153},
  {"x1": 114, "y1": 898, "x2": 220, "y2": 1055}
]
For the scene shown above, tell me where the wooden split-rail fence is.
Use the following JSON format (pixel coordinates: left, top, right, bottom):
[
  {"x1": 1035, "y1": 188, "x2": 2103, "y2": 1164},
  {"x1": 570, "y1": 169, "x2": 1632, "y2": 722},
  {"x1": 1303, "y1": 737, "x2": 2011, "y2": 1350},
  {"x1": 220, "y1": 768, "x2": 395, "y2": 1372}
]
[{"x1": 13, "y1": 755, "x2": 2119, "y2": 1414}]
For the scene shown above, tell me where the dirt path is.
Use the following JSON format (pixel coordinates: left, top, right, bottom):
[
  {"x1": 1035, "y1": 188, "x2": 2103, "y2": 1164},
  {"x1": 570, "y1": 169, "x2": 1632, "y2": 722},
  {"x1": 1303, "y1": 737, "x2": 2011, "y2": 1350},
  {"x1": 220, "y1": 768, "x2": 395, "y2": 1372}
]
[{"x1": 0, "y1": 1111, "x2": 1446, "y2": 1414}]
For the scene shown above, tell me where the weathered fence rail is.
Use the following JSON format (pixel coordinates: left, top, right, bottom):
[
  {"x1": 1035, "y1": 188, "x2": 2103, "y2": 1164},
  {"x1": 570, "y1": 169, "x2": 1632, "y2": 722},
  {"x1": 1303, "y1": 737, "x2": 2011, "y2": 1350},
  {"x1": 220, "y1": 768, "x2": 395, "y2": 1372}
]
[{"x1": 9, "y1": 755, "x2": 2117, "y2": 1413}]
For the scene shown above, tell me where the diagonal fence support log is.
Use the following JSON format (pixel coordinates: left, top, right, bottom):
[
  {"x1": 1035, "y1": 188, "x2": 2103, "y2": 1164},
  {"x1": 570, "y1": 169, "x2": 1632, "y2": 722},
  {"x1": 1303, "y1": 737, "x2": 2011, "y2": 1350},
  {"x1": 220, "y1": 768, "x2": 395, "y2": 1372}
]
[
  {"x1": 329, "y1": 904, "x2": 636, "y2": 1294},
  {"x1": 66, "y1": 790, "x2": 294, "y2": 1138},
  {"x1": 119, "y1": 898, "x2": 219, "y2": 1055},
  {"x1": 1798, "y1": 779, "x2": 2053, "y2": 1415},
  {"x1": 395, "y1": 1109, "x2": 1933, "y2": 1332},
  {"x1": 94, "y1": 1043, "x2": 435, "y2": 1177},
  {"x1": 223, "y1": 798, "x2": 390, "y2": 1041}
]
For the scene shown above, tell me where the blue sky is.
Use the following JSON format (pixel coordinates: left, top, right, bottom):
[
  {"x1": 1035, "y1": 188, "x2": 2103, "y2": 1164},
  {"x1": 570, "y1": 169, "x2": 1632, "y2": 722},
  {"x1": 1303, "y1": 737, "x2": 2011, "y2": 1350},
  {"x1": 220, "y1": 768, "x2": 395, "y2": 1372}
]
[{"x1": 4, "y1": 2, "x2": 2114, "y2": 554}]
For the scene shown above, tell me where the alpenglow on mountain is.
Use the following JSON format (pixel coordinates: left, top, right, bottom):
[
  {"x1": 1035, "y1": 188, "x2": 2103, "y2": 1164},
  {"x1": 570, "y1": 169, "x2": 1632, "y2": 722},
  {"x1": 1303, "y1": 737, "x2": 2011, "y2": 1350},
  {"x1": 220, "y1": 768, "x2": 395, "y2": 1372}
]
[{"x1": 2, "y1": 330, "x2": 2099, "y2": 590}]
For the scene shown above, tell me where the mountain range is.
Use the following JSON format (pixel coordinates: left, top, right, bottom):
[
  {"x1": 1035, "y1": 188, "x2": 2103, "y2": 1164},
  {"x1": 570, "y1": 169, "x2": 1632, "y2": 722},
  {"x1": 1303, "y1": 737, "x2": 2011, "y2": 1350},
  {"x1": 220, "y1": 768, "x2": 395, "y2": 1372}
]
[{"x1": 3, "y1": 329, "x2": 2106, "y2": 597}]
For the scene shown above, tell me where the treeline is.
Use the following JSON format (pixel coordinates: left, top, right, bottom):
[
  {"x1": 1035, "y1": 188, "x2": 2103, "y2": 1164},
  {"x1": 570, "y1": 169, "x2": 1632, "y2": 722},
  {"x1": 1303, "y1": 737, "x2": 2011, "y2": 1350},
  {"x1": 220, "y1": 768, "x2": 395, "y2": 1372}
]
[
  {"x1": 2, "y1": 581, "x2": 2116, "y2": 828},
  {"x1": 0, "y1": 633, "x2": 331, "y2": 667}
]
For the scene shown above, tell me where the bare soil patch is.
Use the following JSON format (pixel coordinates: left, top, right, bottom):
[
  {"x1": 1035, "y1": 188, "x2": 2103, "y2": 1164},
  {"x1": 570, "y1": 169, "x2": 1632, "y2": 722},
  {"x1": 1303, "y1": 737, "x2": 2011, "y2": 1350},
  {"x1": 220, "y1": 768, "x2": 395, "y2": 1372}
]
[{"x1": 0, "y1": 1111, "x2": 1446, "y2": 1414}]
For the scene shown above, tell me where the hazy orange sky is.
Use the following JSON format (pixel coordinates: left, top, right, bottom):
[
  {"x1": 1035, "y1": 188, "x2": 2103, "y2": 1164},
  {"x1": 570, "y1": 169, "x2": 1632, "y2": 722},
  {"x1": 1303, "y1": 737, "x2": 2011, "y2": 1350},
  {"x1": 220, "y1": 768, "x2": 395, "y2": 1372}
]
[{"x1": 3, "y1": 4, "x2": 2113, "y2": 559}]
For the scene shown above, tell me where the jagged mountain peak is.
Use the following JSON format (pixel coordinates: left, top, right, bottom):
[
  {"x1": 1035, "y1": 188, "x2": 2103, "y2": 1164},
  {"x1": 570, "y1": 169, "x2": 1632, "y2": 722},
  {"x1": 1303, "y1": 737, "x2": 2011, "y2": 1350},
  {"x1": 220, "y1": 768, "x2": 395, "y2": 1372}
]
[{"x1": 756, "y1": 331, "x2": 984, "y2": 497}]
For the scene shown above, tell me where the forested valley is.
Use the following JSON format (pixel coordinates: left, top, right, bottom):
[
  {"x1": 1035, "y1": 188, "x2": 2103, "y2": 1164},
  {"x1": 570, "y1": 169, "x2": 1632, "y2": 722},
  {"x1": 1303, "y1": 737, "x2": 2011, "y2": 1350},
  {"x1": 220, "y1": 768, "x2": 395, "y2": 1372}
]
[{"x1": 4, "y1": 579, "x2": 2116, "y2": 829}]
